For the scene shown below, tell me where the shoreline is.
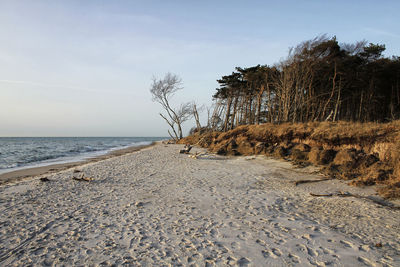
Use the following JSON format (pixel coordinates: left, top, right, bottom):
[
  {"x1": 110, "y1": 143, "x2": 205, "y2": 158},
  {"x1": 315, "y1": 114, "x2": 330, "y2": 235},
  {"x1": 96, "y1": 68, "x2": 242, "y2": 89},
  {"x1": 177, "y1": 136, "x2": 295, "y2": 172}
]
[{"x1": 0, "y1": 142, "x2": 157, "y2": 185}]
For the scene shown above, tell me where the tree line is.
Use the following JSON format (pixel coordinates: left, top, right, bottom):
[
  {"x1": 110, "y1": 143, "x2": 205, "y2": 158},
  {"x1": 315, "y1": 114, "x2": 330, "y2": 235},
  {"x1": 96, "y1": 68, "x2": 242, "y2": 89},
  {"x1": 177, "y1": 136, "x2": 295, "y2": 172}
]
[{"x1": 209, "y1": 35, "x2": 400, "y2": 131}]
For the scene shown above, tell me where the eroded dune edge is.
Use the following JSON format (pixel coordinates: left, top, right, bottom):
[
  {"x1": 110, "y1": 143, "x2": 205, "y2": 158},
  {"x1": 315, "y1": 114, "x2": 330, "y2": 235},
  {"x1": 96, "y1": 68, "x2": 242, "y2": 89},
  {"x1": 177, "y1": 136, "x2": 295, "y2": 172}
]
[{"x1": 180, "y1": 121, "x2": 400, "y2": 199}]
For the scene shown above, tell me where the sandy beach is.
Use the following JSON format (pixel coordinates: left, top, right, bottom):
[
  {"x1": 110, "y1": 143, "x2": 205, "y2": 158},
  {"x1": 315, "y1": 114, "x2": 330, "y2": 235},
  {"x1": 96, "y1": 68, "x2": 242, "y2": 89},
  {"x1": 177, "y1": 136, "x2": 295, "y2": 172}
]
[
  {"x1": 0, "y1": 143, "x2": 399, "y2": 266},
  {"x1": 0, "y1": 144, "x2": 154, "y2": 186}
]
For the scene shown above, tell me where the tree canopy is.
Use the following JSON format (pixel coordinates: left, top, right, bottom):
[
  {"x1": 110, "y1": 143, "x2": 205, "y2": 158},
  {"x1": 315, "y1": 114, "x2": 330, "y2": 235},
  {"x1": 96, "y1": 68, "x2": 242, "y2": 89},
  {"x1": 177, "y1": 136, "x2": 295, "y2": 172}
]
[{"x1": 210, "y1": 36, "x2": 400, "y2": 131}]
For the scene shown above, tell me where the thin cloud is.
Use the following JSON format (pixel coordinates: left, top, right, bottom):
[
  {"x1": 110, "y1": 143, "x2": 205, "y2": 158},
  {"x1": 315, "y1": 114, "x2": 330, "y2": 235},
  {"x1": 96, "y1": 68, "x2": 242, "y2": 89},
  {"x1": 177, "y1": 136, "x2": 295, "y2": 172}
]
[
  {"x1": 364, "y1": 27, "x2": 400, "y2": 39},
  {"x1": 0, "y1": 79, "x2": 100, "y2": 93}
]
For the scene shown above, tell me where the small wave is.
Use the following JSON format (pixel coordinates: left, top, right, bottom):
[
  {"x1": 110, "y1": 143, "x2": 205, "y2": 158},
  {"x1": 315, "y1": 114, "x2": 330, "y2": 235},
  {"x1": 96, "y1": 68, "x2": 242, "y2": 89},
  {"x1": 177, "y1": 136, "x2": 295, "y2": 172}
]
[
  {"x1": 17, "y1": 154, "x2": 67, "y2": 165},
  {"x1": 0, "y1": 163, "x2": 19, "y2": 169},
  {"x1": 68, "y1": 146, "x2": 101, "y2": 153}
]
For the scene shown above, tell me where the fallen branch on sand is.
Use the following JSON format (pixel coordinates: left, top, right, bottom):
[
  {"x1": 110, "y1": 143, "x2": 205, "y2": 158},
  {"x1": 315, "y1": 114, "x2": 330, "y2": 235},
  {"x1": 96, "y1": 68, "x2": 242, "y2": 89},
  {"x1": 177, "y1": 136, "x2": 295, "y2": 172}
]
[
  {"x1": 294, "y1": 178, "x2": 331, "y2": 186},
  {"x1": 72, "y1": 173, "x2": 94, "y2": 182},
  {"x1": 310, "y1": 192, "x2": 334, "y2": 197},
  {"x1": 188, "y1": 152, "x2": 207, "y2": 159},
  {"x1": 310, "y1": 191, "x2": 400, "y2": 210}
]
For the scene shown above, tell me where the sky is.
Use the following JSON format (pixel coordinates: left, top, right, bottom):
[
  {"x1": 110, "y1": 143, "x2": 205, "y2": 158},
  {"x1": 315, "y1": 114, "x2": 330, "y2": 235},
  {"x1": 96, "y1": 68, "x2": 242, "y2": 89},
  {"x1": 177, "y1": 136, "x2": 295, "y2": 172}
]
[{"x1": 1, "y1": 0, "x2": 399, "y2": 137}]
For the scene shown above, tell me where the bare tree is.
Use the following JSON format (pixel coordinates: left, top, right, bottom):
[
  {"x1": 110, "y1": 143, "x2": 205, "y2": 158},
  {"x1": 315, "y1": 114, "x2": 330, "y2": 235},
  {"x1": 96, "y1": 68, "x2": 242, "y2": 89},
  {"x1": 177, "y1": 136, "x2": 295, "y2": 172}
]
[
  {"x1": 150, "y1": 73, "x2": 192, "y2": 140},
  {"x1": 175, "y1": 102, "x2": 193, "y2": 138},
  {"x1": 192, "y1": 102, "x2": 205, "y2": 134}
]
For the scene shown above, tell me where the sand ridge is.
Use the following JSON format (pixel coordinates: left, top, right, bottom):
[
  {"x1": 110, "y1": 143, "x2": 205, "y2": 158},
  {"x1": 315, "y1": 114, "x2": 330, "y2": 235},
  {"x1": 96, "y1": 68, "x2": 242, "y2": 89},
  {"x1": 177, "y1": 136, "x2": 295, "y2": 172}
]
[{"x1": 0, "y1": 144, "x2": 399, "y2": 266}]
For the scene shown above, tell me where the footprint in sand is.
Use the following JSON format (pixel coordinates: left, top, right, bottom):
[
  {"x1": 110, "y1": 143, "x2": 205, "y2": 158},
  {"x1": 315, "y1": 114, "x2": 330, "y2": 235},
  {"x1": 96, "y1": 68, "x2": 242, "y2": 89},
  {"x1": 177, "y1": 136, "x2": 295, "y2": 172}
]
[
  {"x1": 129, "y1": 237, "x2": 139, "y2": 249},
  {"x1": 288, "y1": 253, "x2": 300, "y2": 263},
  {"x1": 296, "y1": 243, "x2": 319, "y2": 257},
  {"x1": 340, "y1": 240, "x2": 355, "y2": 249},
  {"x1": 358, "y1": 256, "x2": 376, "y2": 266},
  {"x1": 231, "y1": 241, "x2": 240, "y2": 250},
  {"x1": 187, "y1": 256, "x2": 195, "y2": 264},
  {"x1": 229, "y1": 221, "x2": 240, "y2": 228},
  {"x1": 359, "y1": 245, "x2": 371, "y2": 252},
  {"x1": 215, "y1": 242, "x2": 229, "y2": 253},
  {"x1": 261, "y1": 250, "x2": 269, "y2": 258},
  {"x1": 296, "y1": 244, "x2": 307, "y2": 254},
  {"x1": 320, "y1": 246, "x2": 335, "y2": 255},
  {"x1": 237, "y1": 231, "x2": 250, "y2": 240},
  {"x1": 237, "y1": 257, "x2": 251, "y2": 266},
  {"x1": 210, "y1": 228, "x2": 219, "y2": 237},
  {"x1": 256, "y1": 239, "x2": 266, "y2": 246},
  {"x1": 308, "y1": 259, "x2": 327, "y2": 267},
  {"x1": 271, "y1": 248, "x2": 282, "y2": 257},
  {"x1": 306, "y1": 246, "x2": 318, "y2": 257},
  {"x1": 33, "y1": 247, "x2": 46, "y2": 256},
  {"x1": 262, "y1": 230, "x2": 275, "y2": 239},
  {"x1": 262, "y1": 249, "x2": 280, "y2": 259}
]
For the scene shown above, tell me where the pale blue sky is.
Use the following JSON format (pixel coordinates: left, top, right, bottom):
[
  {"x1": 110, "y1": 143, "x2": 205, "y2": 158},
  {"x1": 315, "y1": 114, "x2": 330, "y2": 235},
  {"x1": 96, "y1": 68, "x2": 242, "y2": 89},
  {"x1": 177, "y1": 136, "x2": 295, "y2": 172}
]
[{"x1": 1, "y1": 0, "x2": 399, "y2": 136}]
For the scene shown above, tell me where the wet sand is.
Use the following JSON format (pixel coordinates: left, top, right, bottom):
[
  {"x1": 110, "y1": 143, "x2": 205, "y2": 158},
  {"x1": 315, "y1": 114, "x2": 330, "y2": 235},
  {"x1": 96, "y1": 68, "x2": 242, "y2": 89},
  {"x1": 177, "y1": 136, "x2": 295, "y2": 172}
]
[{"x1": 0, "y1": 143, "x2": 399, "y2": 266}]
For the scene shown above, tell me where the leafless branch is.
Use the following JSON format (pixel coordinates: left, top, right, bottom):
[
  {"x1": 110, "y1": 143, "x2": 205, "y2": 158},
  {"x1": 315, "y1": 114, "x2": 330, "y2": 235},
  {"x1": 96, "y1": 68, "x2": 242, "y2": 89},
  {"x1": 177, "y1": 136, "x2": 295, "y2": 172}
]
[{"x1": 150, "y1": 73, "x2": 191, "y2": 139}]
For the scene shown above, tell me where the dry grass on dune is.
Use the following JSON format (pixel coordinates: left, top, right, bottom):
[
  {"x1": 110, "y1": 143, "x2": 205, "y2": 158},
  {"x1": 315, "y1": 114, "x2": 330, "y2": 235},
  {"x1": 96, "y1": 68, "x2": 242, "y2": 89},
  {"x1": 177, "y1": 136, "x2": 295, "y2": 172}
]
[{"x1": 179, "y1": 121, "x2": 400, "y2": 198}]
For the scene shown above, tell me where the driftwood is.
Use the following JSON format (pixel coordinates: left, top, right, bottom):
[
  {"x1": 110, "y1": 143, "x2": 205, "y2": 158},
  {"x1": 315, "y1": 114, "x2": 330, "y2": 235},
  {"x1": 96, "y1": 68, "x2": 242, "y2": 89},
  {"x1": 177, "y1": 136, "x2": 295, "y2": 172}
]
[
  {"x1": 179, "y1": 144, "x2": 193, "y2": 154},
  {"x1": 72, "y1": 173, "x2": 94, "y2": 182},
  {"x1": 188, "y1": 152, "x2": 207, "y2": 159},
  {"x1": 310, "y1": 191, "x2": 400, "y2": 210},
  {"x1": 294, "y1": 178, "x2": 331, "y2": 186},
  {"x1": 310, "y1": 192, "x2": 335, "y2": 197}
]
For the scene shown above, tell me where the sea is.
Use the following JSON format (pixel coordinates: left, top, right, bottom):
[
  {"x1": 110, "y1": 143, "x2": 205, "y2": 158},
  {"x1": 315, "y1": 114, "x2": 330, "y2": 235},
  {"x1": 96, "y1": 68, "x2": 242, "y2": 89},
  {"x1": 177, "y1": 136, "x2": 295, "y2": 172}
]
[{"x1": 0, "y1": 137, "x2": 166, "y2": 174}]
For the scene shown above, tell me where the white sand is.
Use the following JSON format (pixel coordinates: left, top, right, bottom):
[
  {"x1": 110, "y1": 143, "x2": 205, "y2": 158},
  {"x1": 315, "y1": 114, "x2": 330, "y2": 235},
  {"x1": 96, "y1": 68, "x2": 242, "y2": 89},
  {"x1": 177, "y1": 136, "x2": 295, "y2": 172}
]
[{"x1": 0, "y1": 144, "x2": 399, "y2": 266}]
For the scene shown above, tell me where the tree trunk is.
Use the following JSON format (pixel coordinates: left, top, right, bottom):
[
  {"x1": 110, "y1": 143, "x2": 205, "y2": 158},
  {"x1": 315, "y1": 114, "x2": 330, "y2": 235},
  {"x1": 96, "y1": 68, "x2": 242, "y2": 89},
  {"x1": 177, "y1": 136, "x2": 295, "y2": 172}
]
[
  {"x1": 256, "y1": 85, "x2": 265, "y2": 124},
  {"x1": 321, "y1": 62, "x2": 337, "y2": 121},
  {"x1": 333, "y1": 77, "x2": 341, "y2": 121},
  {"x1": 223, "y1": 97, "x2": 232, "y2": 131},
  {"x1": 231, "y1": 96, "x2": 239, "y2": 129},
  {"x1": 193, "y1": 104, "x2": 201, "y2": 133}
]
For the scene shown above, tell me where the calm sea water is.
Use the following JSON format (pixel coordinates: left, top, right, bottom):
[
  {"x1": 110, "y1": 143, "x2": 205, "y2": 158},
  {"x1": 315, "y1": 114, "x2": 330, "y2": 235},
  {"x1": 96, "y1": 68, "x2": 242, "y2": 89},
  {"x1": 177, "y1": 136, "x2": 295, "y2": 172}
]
[{"x1": 0, "y1": 137, "x2": 166, "y2": 174}]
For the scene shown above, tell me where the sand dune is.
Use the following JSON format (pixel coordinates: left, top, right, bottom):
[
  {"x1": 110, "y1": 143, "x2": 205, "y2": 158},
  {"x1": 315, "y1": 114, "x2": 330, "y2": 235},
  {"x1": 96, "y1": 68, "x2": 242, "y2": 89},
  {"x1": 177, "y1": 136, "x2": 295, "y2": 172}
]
[{"x1": 0, "y1": 144, "x2": 399, "y2": 266}]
